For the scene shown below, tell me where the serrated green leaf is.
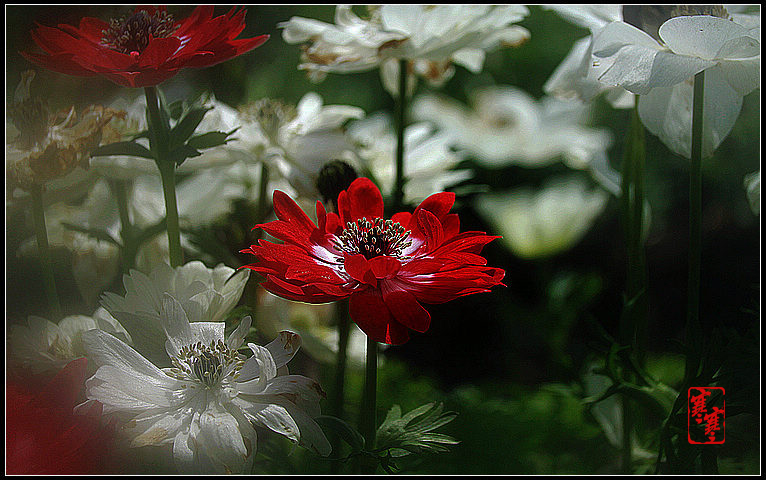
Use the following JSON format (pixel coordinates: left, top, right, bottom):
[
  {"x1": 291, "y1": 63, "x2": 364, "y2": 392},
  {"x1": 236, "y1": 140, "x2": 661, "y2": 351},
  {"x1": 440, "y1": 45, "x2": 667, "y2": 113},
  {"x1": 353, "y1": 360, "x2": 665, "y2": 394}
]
[{"x1": 90, "y1": 141, "x2": 154, "y2": 159}]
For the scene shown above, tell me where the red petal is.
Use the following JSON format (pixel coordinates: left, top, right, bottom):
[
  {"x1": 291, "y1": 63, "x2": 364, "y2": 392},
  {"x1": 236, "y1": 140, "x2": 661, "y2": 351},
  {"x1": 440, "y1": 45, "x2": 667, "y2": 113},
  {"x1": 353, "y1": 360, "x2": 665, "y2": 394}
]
[
  {"x1": 349, "y1": 290, "x2": 410, "y2": 345},
  {"x1": 273, "y1": 190, "x2": 316, "y2": 232},
  {"x1": 413, "y1": 191, "x2": 455, "y2": 221},
  {"x1": 382, "y1": 286, "x2": 431, "y2": 333},
  {"x1": 138, "y1": 36, "x2": 182, "y2": 67},
  {"x1": 368, "y1": 255, "x2": 401, "y2": 279},
  {"x1": 344, "y1": 254, "x2": 376, "y2": 286},
  {"x1": 339, "y1": 177, "x2": 384, "y2": 224},
  {"x1": 415, "y1": 209, "x2": 444, "y2": 251}
]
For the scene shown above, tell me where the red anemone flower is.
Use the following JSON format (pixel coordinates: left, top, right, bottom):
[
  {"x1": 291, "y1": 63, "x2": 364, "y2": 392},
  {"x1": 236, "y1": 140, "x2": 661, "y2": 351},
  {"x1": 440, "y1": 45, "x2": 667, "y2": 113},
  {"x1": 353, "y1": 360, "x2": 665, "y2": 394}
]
[
  {"x1": 21, "y1": 6, "x2": 269, "y2": 88},
  {"x1": 6, "y1": 358, "x2": 117, "y2": 474},
  {"x1": 241, "y1": 177, "x2": 506, "y2": 345}
]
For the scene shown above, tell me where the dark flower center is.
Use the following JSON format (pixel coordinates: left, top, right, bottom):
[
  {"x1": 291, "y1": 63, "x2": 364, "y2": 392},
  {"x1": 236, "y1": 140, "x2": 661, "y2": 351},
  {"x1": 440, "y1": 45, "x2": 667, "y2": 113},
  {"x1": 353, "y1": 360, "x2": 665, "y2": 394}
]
[
  {"x1": 334, "y1": 217, "x2": 412, "y2": 260},
  {"x1": 101, "y1": 10, "x2": 177, "y2": 54}
]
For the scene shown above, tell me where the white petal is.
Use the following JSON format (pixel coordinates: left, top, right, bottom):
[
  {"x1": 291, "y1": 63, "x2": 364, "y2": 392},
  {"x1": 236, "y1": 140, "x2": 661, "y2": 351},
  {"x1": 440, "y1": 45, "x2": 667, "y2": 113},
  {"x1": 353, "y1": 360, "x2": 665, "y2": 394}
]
[
  {"x1": 160, "y1": 293, "x2": 193, "y2": 358},
  {"x1": 236, "y1": 343, "x2": 277, "y2": 386},
  {"x1": 659, "y1": 15, "x2": 760, "y2": 60},
  {"x1": 265, "y1": 331, "x2": 302, "y2": 368},
  {"x1": 637, "y1": 69, "x2": 743, "y2": 159},
  {"x1": 195, "y1": 406, "x2": 250, "y2": 474},
  {"x1": 717, "y1": 57, "x2": 761, "y2": 96},
  {"x1": 83, "y1": 329, "x2": 169, "y2": 379},
  {"x1": 126, "y1": 408, "x2": 192, "y2": 447},
  {"x1": 227, "y1": 316, "x2": 252, "y2": 351},
  {"x1": 247, "y1": 403, "x2": 301, "y2": 443}
]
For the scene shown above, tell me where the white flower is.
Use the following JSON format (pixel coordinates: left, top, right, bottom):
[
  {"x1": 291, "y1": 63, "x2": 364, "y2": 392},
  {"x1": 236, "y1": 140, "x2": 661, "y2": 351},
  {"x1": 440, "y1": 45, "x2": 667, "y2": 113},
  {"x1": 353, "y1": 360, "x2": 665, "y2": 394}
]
[
  {"x1": 83, "y1": 298, "x2": 330, "y2": 474},
  {"x1": 8, "y1": 308, "x2": 129, "y2": 375},
  {"x1": 411, "y1": 86, "x2": 617, "y2": 191},
  {"x1": 591, "y1": 10, "x2": 760, "y2": 158},
  {"x1": 101, "y1": 261, "x2": 249, "y2": 365},
  {"x1": 346, "y1": 112, "x2": 472, "y2": 204},
  {"x1": 542, "y1": 5, "x2": 635, "y2": 108},
  {"x1": 280, "y1": 5, "x2": 530, "y2": 92},
  {"x1": 744, "y1": 170, "x2": 760, "y2": 215},
  {"x1": 475, "y1": 176, "x2": 609, "y2": 259},
  {"x1": 192, "y1": 93, "x2": 364, "y2": 201}
]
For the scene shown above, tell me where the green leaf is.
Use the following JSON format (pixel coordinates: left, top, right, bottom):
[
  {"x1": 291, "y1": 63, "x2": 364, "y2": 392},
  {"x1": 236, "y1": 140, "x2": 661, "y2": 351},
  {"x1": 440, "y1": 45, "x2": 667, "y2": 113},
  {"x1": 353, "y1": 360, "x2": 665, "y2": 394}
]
[
  {"x1": 169, "y1": 144, "x2": 201, "y2": 167},
  {"x1": 315, "y1": 415, "x2": 366, "y2": 453},
  {"x1": 187, "y1": 128, "x2": 239, "y2": 150},
  {"x1": 169, "y1": 106, "x2": 211, "y2": 151},
  {"x1": 90, "y1": 141, "x2": 154, "y2": 159},
  {"x1": 376, "y1": 403, "x2": 459, "y2": 457}
]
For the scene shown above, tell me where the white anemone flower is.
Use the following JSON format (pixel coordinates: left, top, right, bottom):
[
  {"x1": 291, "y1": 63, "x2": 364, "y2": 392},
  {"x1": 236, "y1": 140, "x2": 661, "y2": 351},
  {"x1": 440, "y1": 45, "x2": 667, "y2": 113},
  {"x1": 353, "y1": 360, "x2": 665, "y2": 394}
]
[
  {"x1": 591, "y1": 10, "x2": 760, "y2": 158},
  {"x1": 280, "y1": 5, "x2": 530, "y2": 93},
  {"x1": 8, "y1": 308, "x2": 129, "y2": 375},
  {"x1": 191, "y1": 92, "x2": 364, "y2": 201},
  {"x1": 411, "y1": 86, "x2": 617, "y2": 192},
  {"x1": 82, "y1": 297, "x2": 331, "y2": 474},
  {"x1": 542, "y1": 4, "x2": 635, "y2": 109},
  {"x1": 346, "y1": 112, "x2": 472, "y2": 205},
  {"x1": 101, "y1": 261, "x2": 250, "y2": 366},
  {"x1": 475, "y1": 176, "x2": 609, "y2": 259}
]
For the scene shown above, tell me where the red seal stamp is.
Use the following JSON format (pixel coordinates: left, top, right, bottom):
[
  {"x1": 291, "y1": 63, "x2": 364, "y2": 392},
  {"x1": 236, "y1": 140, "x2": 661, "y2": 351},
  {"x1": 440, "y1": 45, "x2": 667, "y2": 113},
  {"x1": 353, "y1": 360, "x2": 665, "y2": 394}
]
[{"x1": 688, "y1": 387, "x2": 725, "y2": 444}]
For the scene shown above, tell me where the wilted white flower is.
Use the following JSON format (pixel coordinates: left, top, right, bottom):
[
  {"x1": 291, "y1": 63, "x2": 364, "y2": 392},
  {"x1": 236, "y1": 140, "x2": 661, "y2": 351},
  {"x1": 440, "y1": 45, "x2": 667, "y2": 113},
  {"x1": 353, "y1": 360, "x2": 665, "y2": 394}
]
[
  {"x1": 101, "y1": 261, "x2": 250, "y2": 365},
  {"x1": 412, "y1": 86, "x2": 616, "y2": 188},
  {"x1": 744, "y1": 170, "x2": 760, "y2": 215},
  {"x1": 8, "y1": 308, "x2": 129, "y2": 375},
  {"x1": 590, "y1": 8, "x2": 760, "y2": 158},
  {"x1": 475, "y1": 176, "x2": 609, "y2": 259},
  {"x1": 82, "y1": 298, "x2": 330, "y2": 474},
  {"x1": 6, "y1": 70, "x2": 123, "y2": 206},
  {"x1": 280, "y1": 5, "x2": 530, "y2": 93},
  {"x1": 347, "y1": 112, "x2": 471, "y2": 204}
]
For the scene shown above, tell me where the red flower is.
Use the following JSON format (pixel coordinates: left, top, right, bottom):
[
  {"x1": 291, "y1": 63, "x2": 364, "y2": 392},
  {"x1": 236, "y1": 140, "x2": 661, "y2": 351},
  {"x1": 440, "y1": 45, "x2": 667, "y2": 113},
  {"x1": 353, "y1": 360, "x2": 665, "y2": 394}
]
[
  {"x1": 6, "y1": 358, "x2": 117, "y2": 474},
  {"x1": 241, "y1": 178, "x2": 505, "y2": 345},
  {"x1": 21, "y1": 6, "x2": 269, "y2": 88}
]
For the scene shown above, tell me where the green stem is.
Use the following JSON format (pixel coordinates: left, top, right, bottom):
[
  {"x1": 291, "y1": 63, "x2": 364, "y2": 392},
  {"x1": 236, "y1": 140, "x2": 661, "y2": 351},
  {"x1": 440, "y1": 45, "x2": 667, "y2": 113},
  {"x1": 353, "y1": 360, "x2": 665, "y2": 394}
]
[
  {"x1": 329, "y1": 299, "x2": 351, "y2": 473},
  {"x1": 144, "y1": 86, "x2": 183, "y2": 267},
  {"x1": 392, "y1": 58, "x2": 408, "y2": 214},
  {"x1": 686, "y1": 70, "x2": 705, "y2": 373},
  {"x1": 109, "y1": 179, "x2": 137, "y2": 272},
  {"x1": 359, "y1": 336, "x2": 378, "y2": 474},
  {"x1": 30, "y1": 184, "x2": 62, "y2": 320}
]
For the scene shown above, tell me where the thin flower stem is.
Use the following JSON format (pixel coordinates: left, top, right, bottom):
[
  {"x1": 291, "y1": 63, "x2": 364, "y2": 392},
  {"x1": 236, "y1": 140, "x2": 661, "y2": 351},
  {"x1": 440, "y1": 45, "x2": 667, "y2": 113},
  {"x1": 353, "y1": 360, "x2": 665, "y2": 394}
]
[
  {"x1": 109, "y1": 179, "x2": 137, "y2": 272},
  {"x1": 144, "y1": 86, "x2": 183, "y2": 267},
  {"x1": 30, "y1": 184, "x2": 62, "y2": 320},
  {"x1": 329, "y1": 299, "x2": 351, "y2": 473},
  {"x1": 392, "y1": 58, "x2": 408, "y2": 214},
  {"x1": 685, "y1": 70, "x2": 705, "y2": 381},
  {"x1": 359, "y1": 336, "x2": 378, "y2": 474}
]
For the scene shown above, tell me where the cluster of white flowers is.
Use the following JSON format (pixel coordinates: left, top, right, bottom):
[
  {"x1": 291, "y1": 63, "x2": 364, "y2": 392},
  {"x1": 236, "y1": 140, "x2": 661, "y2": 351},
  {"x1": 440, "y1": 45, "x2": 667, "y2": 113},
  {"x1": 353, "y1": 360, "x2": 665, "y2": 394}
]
[
  {"x1": 280, "y1": 5, "x2": 530, "y2": 95},
  {"x1": 544, "y1": 4, "x2": 761, "y2": 159}
]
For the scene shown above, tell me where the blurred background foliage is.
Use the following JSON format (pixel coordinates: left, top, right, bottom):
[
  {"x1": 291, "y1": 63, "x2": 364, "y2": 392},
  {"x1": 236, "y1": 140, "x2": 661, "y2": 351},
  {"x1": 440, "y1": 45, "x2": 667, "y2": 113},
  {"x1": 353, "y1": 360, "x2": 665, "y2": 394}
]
[{"x1": 5, "y1": 5, "x2": 760, "y2": 474}]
